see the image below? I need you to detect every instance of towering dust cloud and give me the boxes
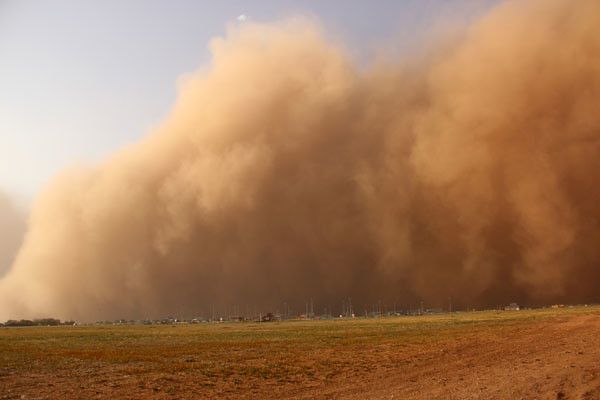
[0,191,26,279]
[1,0,600,320]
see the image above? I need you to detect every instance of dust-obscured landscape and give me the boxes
[3,0,600,322]
[2,0,600,398]
[2,306,599,399]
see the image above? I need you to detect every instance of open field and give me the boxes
[1,307,600,399]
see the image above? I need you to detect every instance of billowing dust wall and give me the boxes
[0,192,25,279]
[1,0,599,320]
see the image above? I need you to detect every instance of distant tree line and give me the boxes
[1,318,75,327]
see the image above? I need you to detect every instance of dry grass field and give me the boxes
[1,306,600,399]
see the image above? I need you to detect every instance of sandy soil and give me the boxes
[320,314,600,400]
[1,311,599,399]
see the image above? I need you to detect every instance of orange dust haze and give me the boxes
[1,0,599,320]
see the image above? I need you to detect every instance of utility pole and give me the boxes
[448,297,452,314]
[348,298,353,317]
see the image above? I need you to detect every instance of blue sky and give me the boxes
[0,0,499,203]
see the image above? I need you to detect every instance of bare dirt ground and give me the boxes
[1,307,599,399]
[321,313,600,400]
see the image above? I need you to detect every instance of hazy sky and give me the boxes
[0,0,498,203]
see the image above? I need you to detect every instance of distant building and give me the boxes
[260,313,275,322]
[504,303,520,311]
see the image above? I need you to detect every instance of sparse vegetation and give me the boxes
[2,318,74,327]
[1,306,599,399]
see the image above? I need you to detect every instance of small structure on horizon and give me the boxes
[504,303,520,311]
[258,313,274,322]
